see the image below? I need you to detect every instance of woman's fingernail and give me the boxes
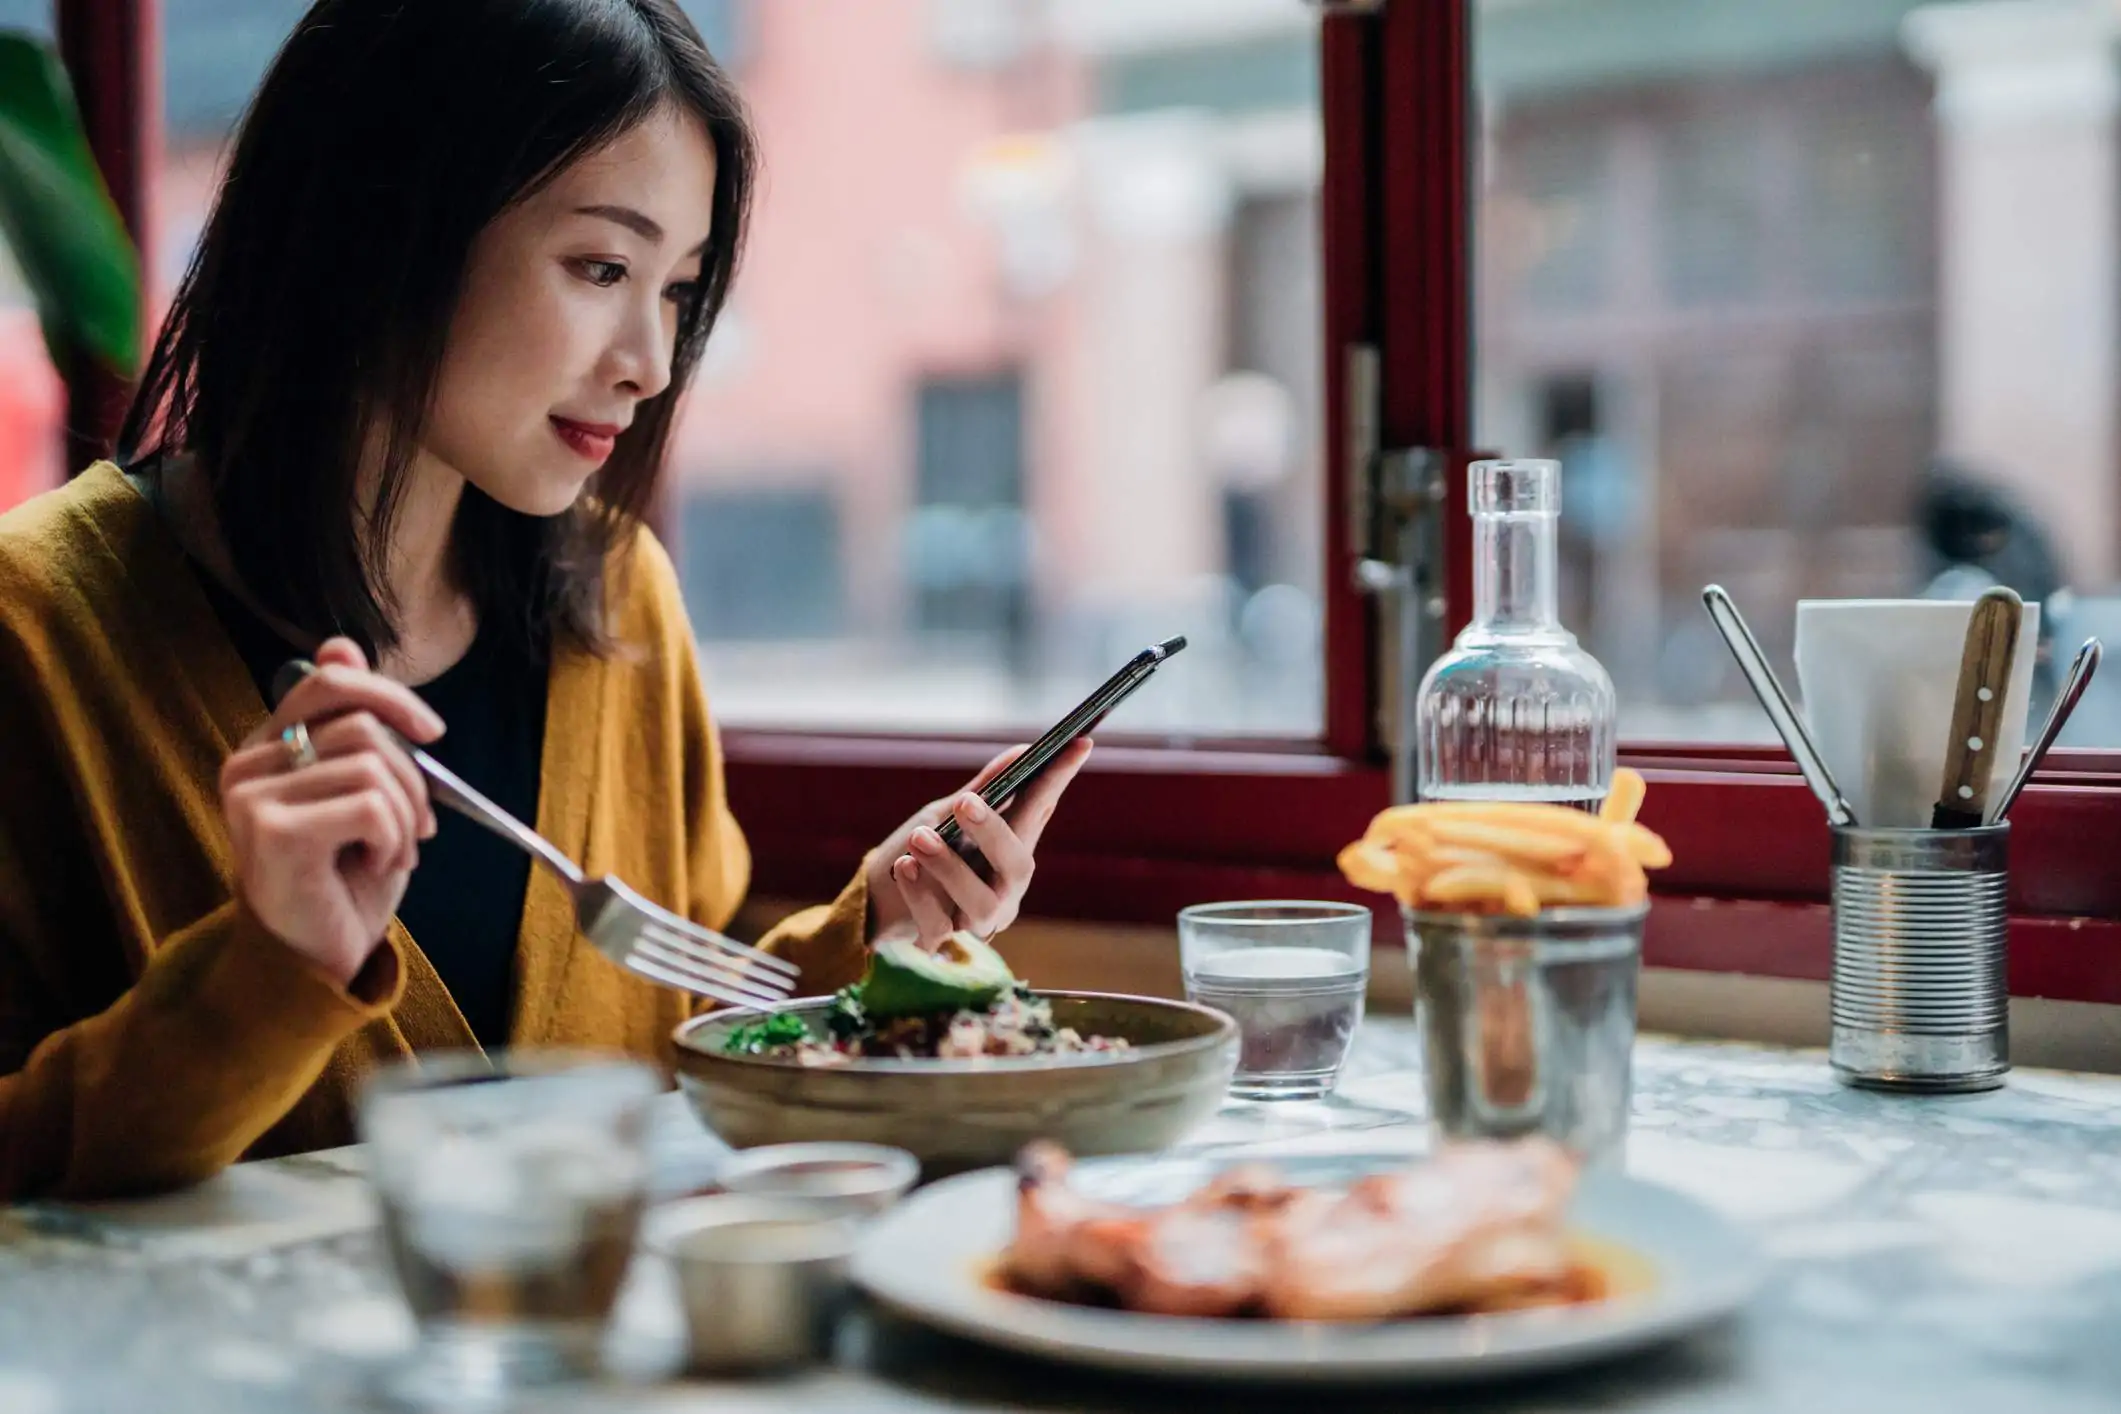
[897,856,921,882]
[913,828,944,855]
[960,795,989,822]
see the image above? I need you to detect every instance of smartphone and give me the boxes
[934,635,1187,872]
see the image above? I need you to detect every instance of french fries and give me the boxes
[1336,768,1670,917]
[1600,766,1647,827]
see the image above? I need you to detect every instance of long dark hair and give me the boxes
[120,0,756,660]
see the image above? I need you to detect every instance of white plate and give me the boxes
[852,1152,1765,1385]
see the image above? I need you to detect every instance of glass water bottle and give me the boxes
[1415,459,1616,807]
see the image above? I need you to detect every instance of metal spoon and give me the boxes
[1991,637,2101,821]
[1701,585,1858,828]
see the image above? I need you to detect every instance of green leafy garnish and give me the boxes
[721,1010,809,1055]
[826,983,870,1042]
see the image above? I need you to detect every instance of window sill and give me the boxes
[1636,763,2121,917]
[723,729,1389,890]
[725,739,2121,1007]
[1642,895,2121,1006]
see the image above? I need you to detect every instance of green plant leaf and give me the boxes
[0,31,141,373]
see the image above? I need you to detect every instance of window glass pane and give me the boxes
[0,1,51,35]
[1477,0,2117,747]
[0,7,67,510]
[153,0,774,281]
[156,1,1327,739]
[677,1,1325,735]
[0,239,64,513]
[162,0,300,303]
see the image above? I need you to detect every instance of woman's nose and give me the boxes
[609,300,675,399]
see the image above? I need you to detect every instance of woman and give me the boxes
[0,0,1087,1199]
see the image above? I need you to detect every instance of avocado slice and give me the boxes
[860,931,1015,1020]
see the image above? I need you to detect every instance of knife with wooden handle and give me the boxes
[1931,586,2023,830]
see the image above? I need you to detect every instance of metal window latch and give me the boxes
[1344,343,1447,803]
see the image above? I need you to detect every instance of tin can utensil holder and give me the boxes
[1405,903,1647,1169]
[1829,824,2009,1092]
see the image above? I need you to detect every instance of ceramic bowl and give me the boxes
[672,992,1240,1177]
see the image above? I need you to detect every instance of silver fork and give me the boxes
[272,660,798,1009]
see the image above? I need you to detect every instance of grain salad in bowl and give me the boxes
[719,932,1131,1065]
[672,935,1238,1175]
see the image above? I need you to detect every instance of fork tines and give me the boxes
[627,886,799,978]
[606,884,800,1008]
[625,941,791,1009]
[636,924,793,1001]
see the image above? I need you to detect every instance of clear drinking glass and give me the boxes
[358,1050,660,1409]
[1178,901,1372,1100]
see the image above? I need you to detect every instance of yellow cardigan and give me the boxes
[0,463,871,1199]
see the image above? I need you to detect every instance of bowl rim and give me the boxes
[716,1142,920,1200]
[673,989,1240,1076]
[645,1193,859,1264]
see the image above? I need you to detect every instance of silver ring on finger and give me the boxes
[280,720,320,771]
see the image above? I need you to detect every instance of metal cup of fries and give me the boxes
[1339,770,1671,1167]
[1404,902,1648,1166]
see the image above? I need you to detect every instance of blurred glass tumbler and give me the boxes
[1829,825,2009,1092]
[358,1050,660,1408]
[1178,901,1371,1100]
[1405,903,1647,1167]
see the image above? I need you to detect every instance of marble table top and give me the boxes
[3,1020,2120,1413]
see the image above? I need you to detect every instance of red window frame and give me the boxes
[60,0,2121,1004]
[727,0,2121,1007]
[51,0,156,474]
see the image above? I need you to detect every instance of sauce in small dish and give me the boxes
[716,1142,921,1217]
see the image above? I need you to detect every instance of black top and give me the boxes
[188,567,548,1049]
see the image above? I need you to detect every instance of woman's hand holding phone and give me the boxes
[864,739,1094,953]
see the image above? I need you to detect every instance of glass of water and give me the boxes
[358,1049,660,1409]
[1178,901,1372,1100]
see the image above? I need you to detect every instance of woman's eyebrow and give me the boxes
[572,203,710,256]
[574,204,664,244]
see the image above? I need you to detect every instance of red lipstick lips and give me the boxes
[551,416,622,462]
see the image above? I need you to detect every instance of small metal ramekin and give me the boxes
[648,1195,857,1374]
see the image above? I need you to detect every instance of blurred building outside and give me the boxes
[661,0,1328,735]
[3,0,2120,742]
[1476,0,2121,744]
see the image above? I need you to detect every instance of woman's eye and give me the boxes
[665,279,701,306]
[572,259,627,288]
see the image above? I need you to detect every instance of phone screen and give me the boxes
[934,635,1186,867]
